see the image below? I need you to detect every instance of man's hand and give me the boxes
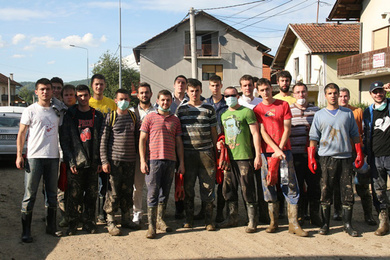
[97,165,103,173]
[354,143,364,169]
[102,163,111,174]
[272,148,286,160]
[15,156,24,170]
[70,166,78,174]
[216,140,224,150]
[140,160,149,174]
[254,154,262,170]
[177,163,185,175]
[384,83,390,92]
[308,146,317,174]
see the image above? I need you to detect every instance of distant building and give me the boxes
[0,73,24,106]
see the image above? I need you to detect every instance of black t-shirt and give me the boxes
[74,109,94,162]
[372,103,390,157]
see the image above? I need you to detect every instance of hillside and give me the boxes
[17,79,88,93]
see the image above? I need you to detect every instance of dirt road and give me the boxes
[1,159,389,260]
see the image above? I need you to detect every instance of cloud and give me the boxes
[123,54,139,71]
[23,45,35,51]
[0,35,5,48]
[12,54,25,58]
[12,34,26,45]
[0,8,51,21]
[47,60,55,64]
[29,33,106,49]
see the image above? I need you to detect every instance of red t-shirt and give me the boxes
[254,99,292,153]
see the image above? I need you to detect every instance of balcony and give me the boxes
[338,47,390,79]
[184,44,220,59]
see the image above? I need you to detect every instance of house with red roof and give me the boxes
[0,73,23,106]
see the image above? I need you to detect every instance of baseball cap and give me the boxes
[370,81,384,92]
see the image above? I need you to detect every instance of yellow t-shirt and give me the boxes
[273,93,296,105]
[89,96,117,117]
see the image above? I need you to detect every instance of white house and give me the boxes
[0,73,22,106]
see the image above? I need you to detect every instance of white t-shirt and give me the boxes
[238,96,263,110]
[20,103,60,159]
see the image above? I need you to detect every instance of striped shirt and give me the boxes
[100,112,137,164]
[140,112,182,161]
[176,103,217,150]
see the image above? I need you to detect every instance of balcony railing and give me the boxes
[184,44,219,57]
[338,47,390,78]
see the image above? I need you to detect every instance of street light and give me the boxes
[70,44,89,86]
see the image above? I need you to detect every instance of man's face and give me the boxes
[62,89,76,107]
[338,91,350,107]
[370,88,386,104]
[52,83,62,99]
[187,85,202,102]
[35,84,52,102]
[157,94,172,110]
[325,88,339,106]
[174,77,186,94]
[293,85,307,100]
[258,83,272,100]
[278,77,291,93]
[92,79,106,96]
[115,93,130,103]
[76,90,91,107]
[209,80,222,96]
[137,86,152,104]
[240,79,254,98]
[224,88,238,100]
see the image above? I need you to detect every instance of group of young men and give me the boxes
[16,70,390,243]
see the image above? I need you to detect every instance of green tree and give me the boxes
[18,86,35,104]
[92,51,140,100]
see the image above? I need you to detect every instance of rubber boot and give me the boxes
[205,202,216,231]
[121,211,141,230]
[97,196,106,224]
[288,203,308,237]
[146,206,157,239]
[245,203,258,233]
[175,200,185,219]
[66,220,78,236]
[157,203,172,232]
[21,212,33,243]
[59,208,68,228]
[375,209,389,236]
[215,184,225,223]
[46,207,63,237]
[194,201,206,221]
[361,196,377,226]
[342,205,358,237]
[333,187,342,221]
[216,201,238,228]
[183,199,194,228]
[265,202,279,233]
[309,200,322,227]
[319,205,330,235]
[107,214,121,236]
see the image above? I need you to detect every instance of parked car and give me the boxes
[0,106,26,155]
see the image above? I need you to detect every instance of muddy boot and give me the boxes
[216,201,238,228]
[21,212,33,243]
[46,207,63,237]
[309,200,322,227]
[205,202,216,231]
[215,185,225,223]
[183,199,194,228]
[288,203,308,237]
[342,205,358,237]
[121,211,141,230]
[375,209,389,236]
[107,214,121,236]
[265,202,279,233]
[156,203,172,232]
[146,206,157,239]
[361,197,377,226]
[66,220,78,236]
[319,205,330,235]
[245,203,258,233]
[194,201,206,221]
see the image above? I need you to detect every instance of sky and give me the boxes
[0,0,335,83]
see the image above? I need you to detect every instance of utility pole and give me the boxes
[189,7,198,79]
[119,0,123,89]
[8,74,12,106]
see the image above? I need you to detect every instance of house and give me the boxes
[133,10,271,97]
[271,23,360,105]
[0,73,22,106]
[328,0,390,104]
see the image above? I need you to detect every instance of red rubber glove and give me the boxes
[308,146,317,174]
[267,157,280,186]
[354,143,363,169]
[174,173,185,202]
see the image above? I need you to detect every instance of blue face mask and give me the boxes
[374,100,387,111]
[117,100,129,110]
[225,96,238,107]
[158,105,171,112]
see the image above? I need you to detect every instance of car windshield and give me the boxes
[0,117,21,128]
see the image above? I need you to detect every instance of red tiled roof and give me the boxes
[0,73,22,86]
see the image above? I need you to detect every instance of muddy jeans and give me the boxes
[104,161,136,215]
[372,155,390,210]
[319,156,354,207]
[223,160,256,203]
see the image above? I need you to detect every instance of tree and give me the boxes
[92,51,140,100]
[18,86,35,104]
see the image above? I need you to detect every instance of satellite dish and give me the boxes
[219,36,227,46]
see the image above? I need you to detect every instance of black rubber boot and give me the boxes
[183,199,194,228]
[361,196,377,226]
[333,186,342,221]
[46,207,63,237]
[205,202,216,231]
[216,201,238,228]
[309,200,322,227]
[319,205,330,235]
[342,205,358,237]
[245,203,258,233]
[194,201,206,221]
[21,212,33,243]
[157,203,172,232]
[215,184,225,223]
[175,200,185,219]
[146,206,157,239]
[66,220,78,236]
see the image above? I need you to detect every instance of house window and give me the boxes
[306,54,311,83]
[185,31,219,56]
[294,57,299,80]
[202,65,223,80]
[373,26,390,50]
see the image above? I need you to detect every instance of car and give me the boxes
[0,106,27,156]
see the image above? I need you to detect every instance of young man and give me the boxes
[100,89,140,236]
[290,82,321,227]
[176,78,218,231]
[139,89,184,239]
[335,88,376,226]
[60,84,104,236]
[16,78,64,243]
[273,71,296,105]
[130,82,156,225]
[363,81,390,236]
[254,78,307,237]
[309,83,363,237]
[238,74,262,109]
[217,86,262,233]
[88,73,117,224]
[51,77,64,100]
[61,84,77,107]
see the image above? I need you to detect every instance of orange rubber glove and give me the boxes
[308,146,317,174]
[354,143,363,169]
[267,157,280,186]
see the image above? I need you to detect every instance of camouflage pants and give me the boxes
[66,167,98,223]
[103,161,135,214]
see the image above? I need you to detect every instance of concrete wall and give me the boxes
[139,15,264,99]
[361,75,390,104]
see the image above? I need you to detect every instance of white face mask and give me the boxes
[117,100,129,110]
[225,96,238,107]
[296,98,306,105]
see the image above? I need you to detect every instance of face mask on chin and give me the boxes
[158,105,170,112]
[374,99,387,111]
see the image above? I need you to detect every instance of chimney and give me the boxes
[10,73,14,81]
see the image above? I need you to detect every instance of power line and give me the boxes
[201,0,267,11]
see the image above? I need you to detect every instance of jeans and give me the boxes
[21,158,59,213]
[372,155,390,209]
